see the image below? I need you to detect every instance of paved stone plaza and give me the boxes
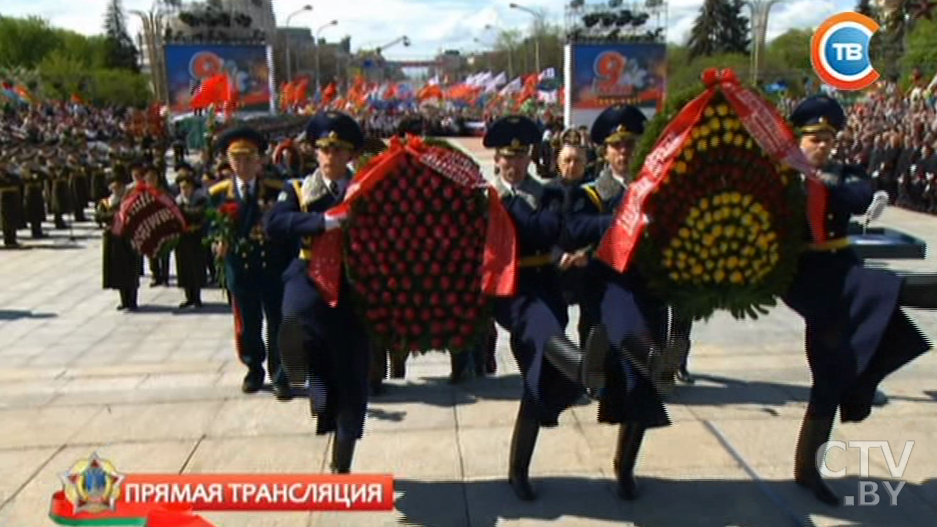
[0,138,935,526]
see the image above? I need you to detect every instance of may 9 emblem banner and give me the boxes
[164,44,272,114]
[564,43,667,128]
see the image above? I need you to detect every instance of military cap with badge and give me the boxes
[214,126,268,157]
[590,104,648,145]
[483,115,542,157]
[305,111,365,151]
[789,94,846,135]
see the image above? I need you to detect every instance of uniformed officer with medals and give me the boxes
[783,95,936,505]
[483,115,610,501]
[209,127,293,399]
[265,112,372,474]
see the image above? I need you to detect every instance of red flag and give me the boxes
[190,75,229,110]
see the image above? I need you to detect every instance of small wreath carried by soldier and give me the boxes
[312,135,515,359]
[597,68,811,321]
[114,182,186,259]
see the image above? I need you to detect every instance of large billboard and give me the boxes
[564,43,666,128]
[164,44,272,114]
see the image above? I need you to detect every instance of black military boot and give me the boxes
[123,288,139,312]
[507,398,540,501]
[613,423,646,500]
[278,319,310,387]
[899,273,937,309]
[330,438,357,474]
[618,333,675,397]
[543,327,609,393]
[390,354,406,379]
[793,407,840,506]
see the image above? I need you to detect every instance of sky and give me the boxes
[0,0,857,61]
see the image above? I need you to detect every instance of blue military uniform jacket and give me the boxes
[563,167,628,249]
[265,168,351,268]
[493,174,565,283]
[209,176,294,292]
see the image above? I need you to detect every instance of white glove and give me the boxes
[864,190,890,224]
[324,216,343,231]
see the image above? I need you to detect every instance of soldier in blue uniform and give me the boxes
[484,115,609,501]
[208,126,293,400]
[563,104,683,500]
[265,111,371,474]
[783,95,936,505]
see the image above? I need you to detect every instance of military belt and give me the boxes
[808,237,850,252]
[519,253,554,268]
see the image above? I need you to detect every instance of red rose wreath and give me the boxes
[306,135,517,356]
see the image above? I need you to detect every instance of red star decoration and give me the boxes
[910,0,937,20]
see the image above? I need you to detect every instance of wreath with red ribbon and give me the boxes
[597,68,824,321]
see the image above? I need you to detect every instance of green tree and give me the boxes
[719,0,750,54]
[103,0,139,72]
[0,16,62,69]
[855,0,876,19]
[688,0,724,60]
[903,15,937,76]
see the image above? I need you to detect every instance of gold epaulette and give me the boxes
[808,237,850,252]
[581,184,604,213]
[263,178,284,190]
[209,180,232,197]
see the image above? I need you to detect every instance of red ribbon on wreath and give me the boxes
[596,67,829,273]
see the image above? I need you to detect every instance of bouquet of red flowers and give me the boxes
[597,68,829,321]
[308,135,517,357]
[203,201,250,289]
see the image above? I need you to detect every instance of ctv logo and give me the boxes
[811,12,880,91]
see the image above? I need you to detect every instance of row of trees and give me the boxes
[0,0,150,107]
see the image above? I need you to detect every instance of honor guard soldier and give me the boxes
[209,126,293,398]
[144,164,172,286]
[0,161,22,247]
[484,115,609,501]
[174,170,209,309]
[582,104,695,386]
[265,111,372,474]
[783,95,936,505]
[49,152,72,230]
[68,153,90,222]
[22,156,47,238]
[563,104,681,500]
[95,170,141,310]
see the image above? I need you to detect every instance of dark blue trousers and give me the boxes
[280,259,371,440]
[494,284,583,427]
[227,265,285,385]
[593,270,670,428]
